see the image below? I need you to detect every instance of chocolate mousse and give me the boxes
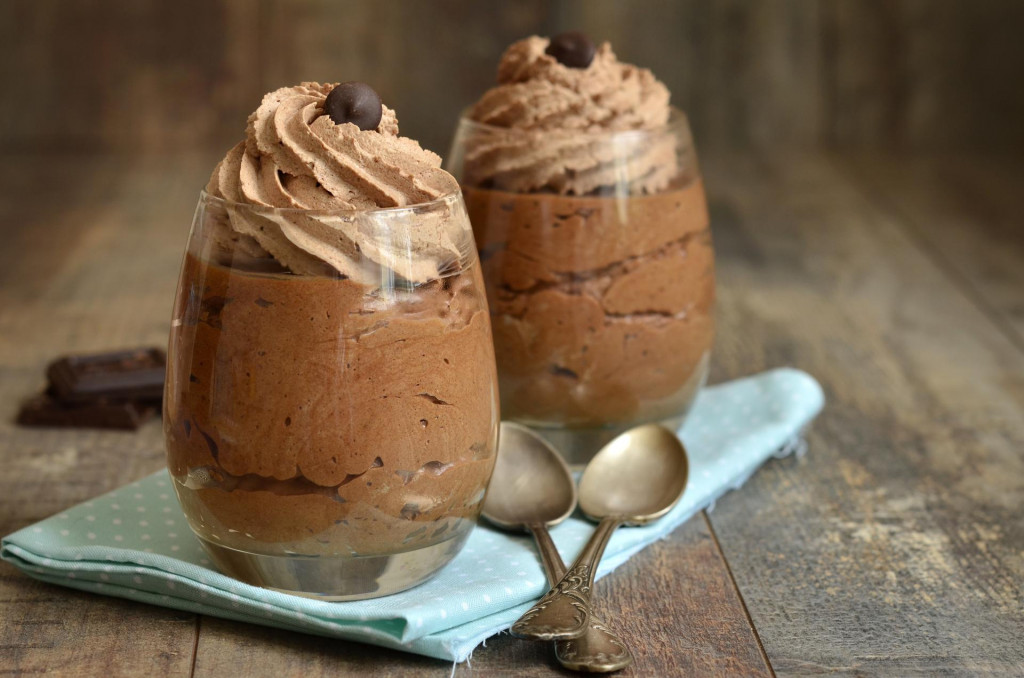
[164,82,498,571]
[457,35,715,431]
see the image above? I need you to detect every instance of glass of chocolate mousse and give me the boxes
[164,82,499,600]
[447,33,714,464]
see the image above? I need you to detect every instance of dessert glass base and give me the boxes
[517,355,709,467]
[194,530,471,601]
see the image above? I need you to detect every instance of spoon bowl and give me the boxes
[511,424,689,643]
[482,422,576,531]
[482,422,633,673]
[579,423,689,524]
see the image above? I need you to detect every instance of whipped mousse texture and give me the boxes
[463,36,676,195]
[205,82,466,283]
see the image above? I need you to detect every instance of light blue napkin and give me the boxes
[2,368,823,662]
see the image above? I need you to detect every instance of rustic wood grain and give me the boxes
[0,153,212,530]
[0,579,195,677]
[3,1,1022,156]
[839,152,1024,347]
[190,514,770,677]
[0,155,217,676]
[0,0,828,154]
[821,0,1024,152]
[0,1,260,154]
[701,151,1024,675]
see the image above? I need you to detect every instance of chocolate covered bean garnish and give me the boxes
[324,81,383,131]
[545,31,596,69]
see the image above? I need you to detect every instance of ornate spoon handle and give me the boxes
[527,523,633,673]
[511,516,622,641]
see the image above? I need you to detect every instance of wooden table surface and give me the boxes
[1,150,1021,677]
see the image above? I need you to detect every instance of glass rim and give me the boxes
[454,105,691,141]
[199,187,464,217]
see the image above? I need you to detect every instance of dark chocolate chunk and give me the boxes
[196,425,220,460]
[199,296,231,329]
[550,364,579,379]
[324,82,383,131]
[17,394,155,431]
[545,31,596,69]
[46,348,166,403]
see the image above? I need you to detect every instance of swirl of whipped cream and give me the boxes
[205,82,467,283]
[462,37,677,195]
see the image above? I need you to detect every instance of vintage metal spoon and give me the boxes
[482,422,633,672]
[510,424,689,642]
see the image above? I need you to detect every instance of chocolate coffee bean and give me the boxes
[324,82,383,131]
[545,31,596,69]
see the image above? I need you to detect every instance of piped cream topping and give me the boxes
[463,37,677,195]
[206,83,465,282]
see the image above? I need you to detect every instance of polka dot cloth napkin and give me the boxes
[2,368,823,663]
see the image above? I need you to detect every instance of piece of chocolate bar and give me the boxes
[46,348,166,403]
[16,394,156,431]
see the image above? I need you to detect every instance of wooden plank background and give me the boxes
[1,0,1023,158]
[703,150,1024,674]
[2,2,1023,675]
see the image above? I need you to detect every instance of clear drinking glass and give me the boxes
[446,108,714,465]
[164,191,499,600]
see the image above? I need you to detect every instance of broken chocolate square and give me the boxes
[16,394,156,431]
[46,348,166,403]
